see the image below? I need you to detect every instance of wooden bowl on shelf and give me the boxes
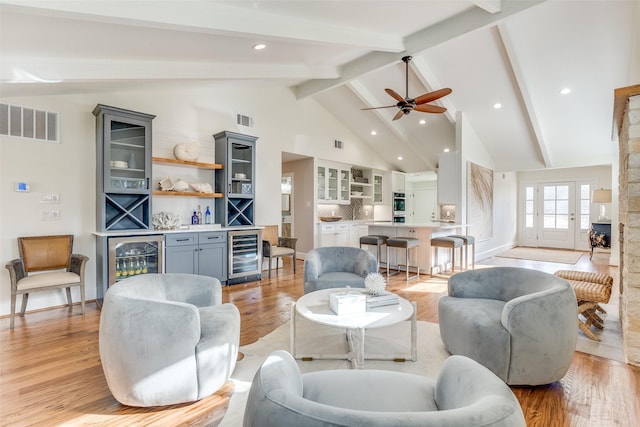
[319,216,343,222]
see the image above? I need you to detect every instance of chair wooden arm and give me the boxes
[5,259,27,287]
[278,237,297,250]
[262,240,273,256]
[69,254,89,277]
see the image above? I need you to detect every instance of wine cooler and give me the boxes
[227,229,262,285]
[96,234,164,306]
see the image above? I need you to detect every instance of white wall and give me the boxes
[0,84,393,315]
[457,112,518,260]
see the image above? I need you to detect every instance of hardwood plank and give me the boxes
[1,251,639,426]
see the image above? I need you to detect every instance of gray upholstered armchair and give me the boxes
[243,350,526,427]
[303,246,377,294]
[438,267,578,386]
[99,273,240,407]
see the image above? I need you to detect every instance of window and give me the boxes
[525,185,535,228]
[579,184,591,230]
[543,185,569,229]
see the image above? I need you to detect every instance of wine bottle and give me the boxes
[191,211,198,225]
[197,205,202,224]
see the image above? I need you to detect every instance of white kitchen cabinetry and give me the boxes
[317,161,351,204]
[437,151,459,204]
[373,173,383,204]
[391,171,406,193]
[318,222,350,247]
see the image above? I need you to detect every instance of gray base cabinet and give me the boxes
[165,232,228,283]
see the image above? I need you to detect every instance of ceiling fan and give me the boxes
[362,55,452,121]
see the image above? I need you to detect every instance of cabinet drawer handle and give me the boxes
[175,238,190,242]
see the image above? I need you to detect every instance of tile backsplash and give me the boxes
[318,199,373,221]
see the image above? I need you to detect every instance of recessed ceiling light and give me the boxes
[370,130,377,136]
[560,88,571,95]
[443,148,450,153]
[253,43,266,50]
[419,119,426,125]
[493,103,502,109]
[397,156,403,161]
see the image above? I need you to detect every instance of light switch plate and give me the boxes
[40,193,60,203]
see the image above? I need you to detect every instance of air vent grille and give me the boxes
[0,103,59,142]
[236,113,253,127]
[334,139,343,149]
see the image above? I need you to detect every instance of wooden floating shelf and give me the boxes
[153,190,223,198]
[152,157,223,169]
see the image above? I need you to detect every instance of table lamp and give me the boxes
[591,188,612,222]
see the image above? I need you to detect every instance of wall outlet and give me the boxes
[41,210,60,220]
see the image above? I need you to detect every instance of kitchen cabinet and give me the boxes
[165,231,227,282]
[317,161,350,204]
[373,173,383,204]
[318,222,350,247]
[437,151,459,204]
[151,157,224,198]
[214,131,258,226]
[391,171,406,193]
[93,104,155,231]
[349,223,369,247]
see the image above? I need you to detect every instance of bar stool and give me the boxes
[430,236,464,276]
[447,235,475,270]
[386,237,420,280]
[359,235,388,272]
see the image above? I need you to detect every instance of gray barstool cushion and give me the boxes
[431,237,464,248]
[387,237,419,248]
[360,235,388,246]
[448,235,475,244]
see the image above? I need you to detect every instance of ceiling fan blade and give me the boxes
[392,110,405,121]
[414,88,452,105]
[385,88,405,102]
[415,104,447,114]
[360,105,397,110]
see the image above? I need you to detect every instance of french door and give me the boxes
[521,181,594,250]
[538,182,575,249]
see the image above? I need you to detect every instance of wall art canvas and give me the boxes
[467,162,493,241]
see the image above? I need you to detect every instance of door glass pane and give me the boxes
[557,200,569,215]
[579,184,591,230]
[544,200,556,215]
[544,215,555,228]
[544,186,555,199]
[526,214,534,228]
[557,215,569,229]
[556,185,569,199]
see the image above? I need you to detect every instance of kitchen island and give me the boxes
[366,221,469,274]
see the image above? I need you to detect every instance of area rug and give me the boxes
[495,247,584,264]
[219,317,449,427]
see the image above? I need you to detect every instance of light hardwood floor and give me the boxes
[1,250,638,426]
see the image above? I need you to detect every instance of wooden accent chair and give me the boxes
[554,270,613,341]
[262,225,297,278]
[5,235,89,329]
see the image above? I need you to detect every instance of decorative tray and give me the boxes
[319,216,343,222]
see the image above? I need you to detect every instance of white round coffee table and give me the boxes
[290,287,417,369]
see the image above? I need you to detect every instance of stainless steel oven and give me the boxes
[393,192,406,222]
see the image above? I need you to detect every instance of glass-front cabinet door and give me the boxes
[102,115,151,194]
[229,141,253,197]
[326,166,339,201]
[339,168,350,202]
[317,165,327,200]
[373,173,383,204]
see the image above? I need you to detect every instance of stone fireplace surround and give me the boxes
[615,84,640,367]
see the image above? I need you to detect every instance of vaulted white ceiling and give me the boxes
[1,0,637,173]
